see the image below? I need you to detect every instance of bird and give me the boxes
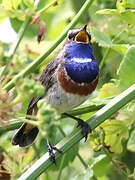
[12,25,99,163]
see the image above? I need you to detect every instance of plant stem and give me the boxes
[7,17,31,58]
[76,153,88,169]
[0,120,22,135]
[0,103,104,134]
[58,126,88,168]
[56,154,66,180]
[0,116,37,135]
[3,0,94,91]
[99,48,110,70]
[17,84,135,180]
[37,0,58,14]
[67,104,104,117]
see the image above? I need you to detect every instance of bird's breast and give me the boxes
[58,68,99,96]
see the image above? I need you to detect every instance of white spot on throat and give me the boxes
[71,57,92,63]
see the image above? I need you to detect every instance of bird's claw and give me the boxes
[76,119,91,141]
[47,140,62,164]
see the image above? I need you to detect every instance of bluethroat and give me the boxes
[12,25,99,163]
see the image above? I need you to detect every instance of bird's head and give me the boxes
[67,25,91,44]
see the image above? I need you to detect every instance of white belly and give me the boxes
[46,82,89,113]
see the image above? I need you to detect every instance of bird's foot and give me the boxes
[63,113,91,141]
[76,118,91,141]
[47,139,62,164]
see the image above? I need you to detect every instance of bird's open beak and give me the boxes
[75,25,89,43]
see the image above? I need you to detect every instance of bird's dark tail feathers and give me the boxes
[12,98,40,147]
[12,123,39,147]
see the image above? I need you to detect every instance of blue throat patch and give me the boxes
[65,41,99,84]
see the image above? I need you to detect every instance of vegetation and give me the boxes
[0,0,135,179]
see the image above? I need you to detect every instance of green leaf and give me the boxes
[0,5,8,24]
[117,45,135,89]
[97,9,135,25]
[116,0,126,10]
[98,83,121,98]
[91,27,112,47]
[11,0,22,9]
[10,18,37,37]
[93,155,110,177]
[74,167,94,180]
[2,0,13,10]
[2,0,22,10]
[0,66,6,80]
[23,0,34,7]
[111,44,129,55]
[101,120,129,154]
[126,0,135,8]
[127,129,135,152]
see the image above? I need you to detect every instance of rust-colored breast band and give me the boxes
[58,69,99,96]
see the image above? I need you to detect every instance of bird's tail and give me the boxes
[12,123,39,147]
[12,100,39,147]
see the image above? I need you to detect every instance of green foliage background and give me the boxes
[0,0,135,179]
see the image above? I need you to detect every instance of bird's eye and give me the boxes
[68,34,74,40]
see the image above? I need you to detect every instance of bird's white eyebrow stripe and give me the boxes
[71,57,92,63]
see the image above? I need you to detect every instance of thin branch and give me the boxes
[36,0,58,15]
[56,154,66,180]
[0,103,104,134]
[58,126,88,169]
[18,84,135,180]
[3,0,94,91]
[7,17,31,58]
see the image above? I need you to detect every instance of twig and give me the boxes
[58,126,88,169]
[7,17,31,58]
[36,0,58,15]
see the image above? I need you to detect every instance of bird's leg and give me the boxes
[63,113,91,141]
[47,139,62,164]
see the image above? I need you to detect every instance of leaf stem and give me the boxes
[0,103,104,135]
[7,17,31,58]
[56,154,66,180]
[58,126,88,168]
[76,153,88,169]
[17,84,135,180]
[3,0,94,91]
[37,0,58,15]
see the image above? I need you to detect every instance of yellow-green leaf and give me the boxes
[91,27,112,47]
[98,83,121,98]
[101,120,129,154]
[11,0,22,9]
[2,0,13,10]
[2,0,22,10]
[126,0,135,8]
[97,9,135,25]
[23,0,34,7]
[93,155,111,177]
[0,5,8,23]
[116,0,126,10]
[117,46,135,89]
[111,44,129,55]
[127,129,135,152]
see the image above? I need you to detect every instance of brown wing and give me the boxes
[27,56,64,115]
